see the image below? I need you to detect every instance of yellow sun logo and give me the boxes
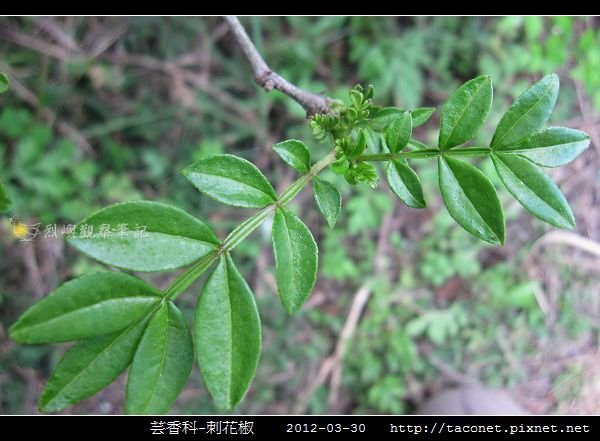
[10,216,41,241]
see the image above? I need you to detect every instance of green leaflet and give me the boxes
[330,155,350,175]
[386,159,426,209]
[0,181,10,212]
[492,153,575,229]
[182,154,277,208]
[438,156,505,245]
[370,107,434,131]
[39,315,151,412]
[6,74,590,415]
[68,201,218,272]
[0,72,8,93]
[408,138,430,150]
[385,111,412,153]
[195,255,261,409]
[10,272,161,344]
[313,177,342,228]
[503,127,590,167]
[369,107,405,131]
[439,76,493,149]
[364,127,385,152]
[273,139,311,173]
[125,301,194,414]
[272,207,318,313]
[411,107,436,127]
[491,74,559,149]
[346,129,367,159]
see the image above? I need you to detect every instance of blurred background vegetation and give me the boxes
[1,16,599,414]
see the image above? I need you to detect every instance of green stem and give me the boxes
[278,150,337,204]
[444,147,492,157]
[357,149,441,161]
[221,150,336,252]
[356,147,492,162]
[407,138,429,150]
[165,149,337,301]
[164,252,218,300]
[220,204,277,252]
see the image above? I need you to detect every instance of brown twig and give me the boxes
[223,16,334,117]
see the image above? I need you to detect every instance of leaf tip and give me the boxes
[543,73,560,93]
[283,302,299,315]
[7,320,30,344]
[7,327,23,343]
[38,395,57,413]
[547,72,559,84]
[180,165,191,177]
[485,233,504,247]
[565,214,576,230]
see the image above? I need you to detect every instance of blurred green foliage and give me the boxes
[1,16,598,414]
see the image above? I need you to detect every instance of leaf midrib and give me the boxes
[505,140,584,154]
[225,259,234,408]
[72,231,216,247]
[191,170,275,200]
[140,304,170,413]
[17,297,160,336]
[279,210,298,309]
